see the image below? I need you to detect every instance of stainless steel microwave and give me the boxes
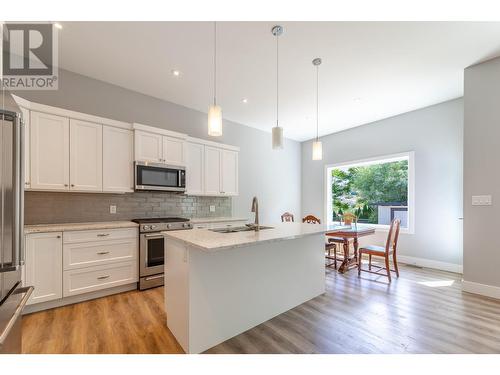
[135,161,186,192]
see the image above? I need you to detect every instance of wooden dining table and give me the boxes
[325,224,376,274]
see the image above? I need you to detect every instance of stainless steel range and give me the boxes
[132,217,192,290]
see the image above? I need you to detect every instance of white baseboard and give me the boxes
[462,280,500,300]
[397,255,463,274]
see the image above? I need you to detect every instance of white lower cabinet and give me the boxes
[63,261,137,297]
[24,227,138,309]
[193,220,248,230]
[63,239,137,270]
[25,232,63,305]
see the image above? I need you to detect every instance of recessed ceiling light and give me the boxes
[54,23,63,30]
[171,70,181,77]
[241,98,248,104]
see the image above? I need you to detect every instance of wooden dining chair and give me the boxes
[358,218,401,282]
[302,215,338,268]
[281,212,295,222]
[302,215,321,224]
[342,212,357,226]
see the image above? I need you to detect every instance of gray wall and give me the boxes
[302,99,464,267]
[463,57,500,288]
[24,192,231,224]
[16,69,301,224]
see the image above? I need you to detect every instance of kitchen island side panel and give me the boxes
[186,234,325,353]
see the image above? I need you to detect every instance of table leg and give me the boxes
[338,240,350,274]
[353,237,359,262]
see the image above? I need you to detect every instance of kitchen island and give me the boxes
[162,222,327,353]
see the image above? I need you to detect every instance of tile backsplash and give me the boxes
[25,191,232,224]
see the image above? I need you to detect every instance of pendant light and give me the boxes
[312,57,323,160]
[208,22,222,137]
[271,25,284,149]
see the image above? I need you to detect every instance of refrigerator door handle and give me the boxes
[0,286,33,347]
[11,113,23,268]
[18,115,25,266]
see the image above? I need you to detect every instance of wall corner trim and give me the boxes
[462,280,500,300]
[397,255,463,274]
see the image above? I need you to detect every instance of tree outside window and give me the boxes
[330,159,408,227]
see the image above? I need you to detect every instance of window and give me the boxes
[325,152,414,232]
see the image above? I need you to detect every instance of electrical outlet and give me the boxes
[472,195,492,206]
[110,205,117,214]
[209,205,216,212]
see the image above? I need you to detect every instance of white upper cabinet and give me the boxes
[25,232,63,305]
[186,138,239,197]
[163,136,185,165]
[70,119,103,191]
[20,107,30,189]
[30,111,70,190]
[103,126,134,193]
[185,142,204,195]
[133,124,186,166]
[221,150,238,196]
[204,146,222,195]
[134,130,163,163]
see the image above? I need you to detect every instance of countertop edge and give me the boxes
[190,217,248,224]
[24,221,139,234]
[163,229,327,252]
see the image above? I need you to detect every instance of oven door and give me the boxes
[139,233,165,277]
[135,162,185,192]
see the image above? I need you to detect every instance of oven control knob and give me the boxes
[183,223,189,228]
[151,225,156,230]
[143,225,150,230]
[167,224,171,229]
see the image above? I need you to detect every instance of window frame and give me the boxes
[324,151,415,234]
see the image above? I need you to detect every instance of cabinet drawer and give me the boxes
[208,221,248,229]
[194,223,212,230]
[63,261,138,297]
[64,227,137,244]
[63,238,138,270]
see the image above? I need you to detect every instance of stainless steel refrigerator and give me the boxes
[0,90,33,354]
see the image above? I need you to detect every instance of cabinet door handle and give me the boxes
[64,184,68,187]
[97,275,110,280]
[97,233,110,237]
[56,235,61,239]
[97,251,110,255]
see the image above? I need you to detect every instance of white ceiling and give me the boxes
[57,22,500,141]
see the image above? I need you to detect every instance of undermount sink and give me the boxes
[209,225,274,233]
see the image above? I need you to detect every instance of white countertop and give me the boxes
[24,221,139,234]
[163,222,327,252]
[190,217,248,224]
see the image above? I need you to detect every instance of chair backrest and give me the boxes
[385,218,401,253]
[343,213,357,225]
[302,215,321,224]
[281,212,295,222]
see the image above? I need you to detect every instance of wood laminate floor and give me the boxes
[23,264,500,354]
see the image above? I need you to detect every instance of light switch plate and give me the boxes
[209,205,216,212]
[110,205,117,214]
[472,195,492,206]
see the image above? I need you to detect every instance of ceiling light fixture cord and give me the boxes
[276,28,279,127]
[213,21,217,106]
[316,63,319,141]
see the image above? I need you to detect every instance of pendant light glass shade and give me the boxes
[272,126,284,149]
[312,140,323,160]
[208,104,222,136]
